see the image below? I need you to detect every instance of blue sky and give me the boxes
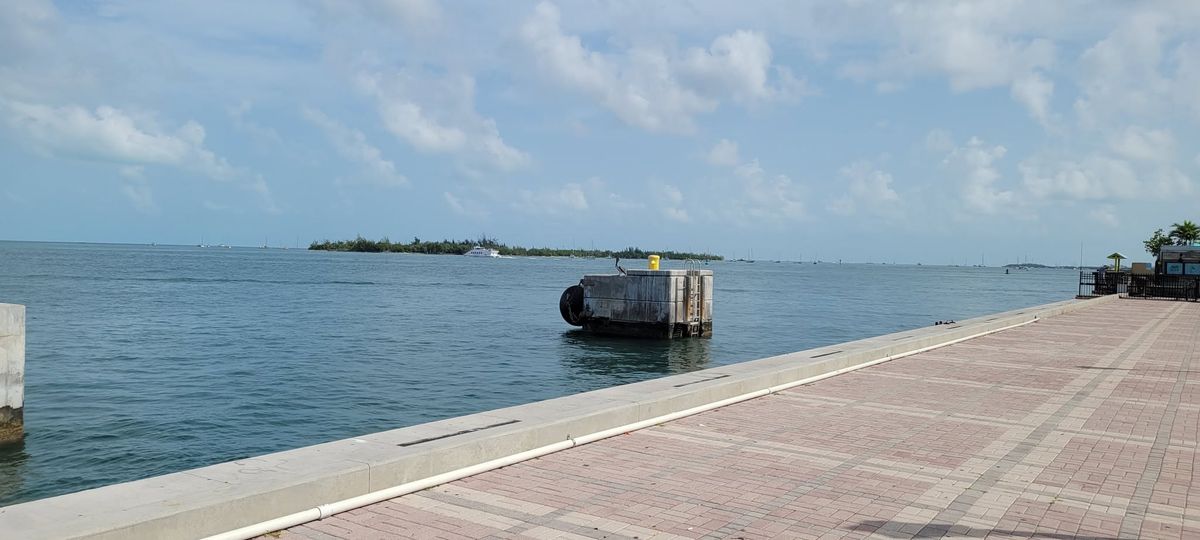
[2,1,1199,264]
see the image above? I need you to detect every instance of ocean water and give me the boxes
[0,241,1077,505]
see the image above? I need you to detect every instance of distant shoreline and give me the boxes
[307,236,724,261]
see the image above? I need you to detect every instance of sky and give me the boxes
[1,0,1199,264]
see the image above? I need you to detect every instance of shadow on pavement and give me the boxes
[848,520,1120,539]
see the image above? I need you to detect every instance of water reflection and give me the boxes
[0,440,28,503]
[557,331,712,378]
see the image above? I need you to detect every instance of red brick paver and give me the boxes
[275,300,1200,539]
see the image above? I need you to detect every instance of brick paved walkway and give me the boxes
[275,299,1199,539]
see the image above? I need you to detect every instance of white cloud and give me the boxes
[557,183,589,210]
[2,100,233,179]
[229,101,282,147]
[365,87,464,152]
[1020,150,1191,203]
[828,161,900,217]
[245,175,281,215]
[202,200,232,212]
[678,30,806,104]
[1069,10,1200,129]
[8,0,1200,251]
[121,179,157,213]
[1175,41,1200,121]
[519,2,801,134]
[1108,126,1175,163]
[726,159,805,223]
[513,182,590,215]
[0,0,57,62]
[583,177,644,212]
[1152,168,1193,196]
[0,98,284,213]
[604,192,643,211]
[942,136,1013,214]
[302,106,407,188]
[443,191,465,214]
[1019,154,1138,201]
[706,139,740,166]
[520,3,711,134]
[652,183,690,222]
[826,197,853,216]
[1010,72,1055,127]
[442,191,490,218]
[358,71,528,171]
[662,207,689,223]
[312,0,440,31]
[119,165,145,179]
[700,141,806,224]
[657,183,684,205]
[924,129,954,153]
[358,0,439,27]
[1073,12,1170,128]
[840,2,1058,124]
[838,3,1055,89]
[1089,204,1119,227]
[395,100,463,150]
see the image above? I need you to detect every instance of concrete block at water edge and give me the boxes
[0,304,24,337]
[0,304,24,445]
[0,332,26,369]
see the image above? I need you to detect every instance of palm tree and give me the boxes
[1169,220,1200,246]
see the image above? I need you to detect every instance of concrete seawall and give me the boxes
[0,304,24,446]
[0,295,1119,539]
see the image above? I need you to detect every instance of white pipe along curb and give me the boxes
[203,317,1037,540]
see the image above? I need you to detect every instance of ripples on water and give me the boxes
[0,242,1077,504]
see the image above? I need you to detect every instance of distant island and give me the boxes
[1001,263,1081,269]
[308,236,724,261]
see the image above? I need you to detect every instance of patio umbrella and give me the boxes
[1107,252,1127,271]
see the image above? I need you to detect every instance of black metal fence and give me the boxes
[1078,271,1126,297]
[1079,271,1200,300]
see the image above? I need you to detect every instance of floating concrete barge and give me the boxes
[560,268,713,338]
[0,295,1124,539]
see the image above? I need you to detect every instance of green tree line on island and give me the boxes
[308,236,724,261]
[1144,220,1200,256]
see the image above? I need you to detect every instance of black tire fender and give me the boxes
[559,285,585,326]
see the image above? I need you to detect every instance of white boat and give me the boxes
[465,246,500,258]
